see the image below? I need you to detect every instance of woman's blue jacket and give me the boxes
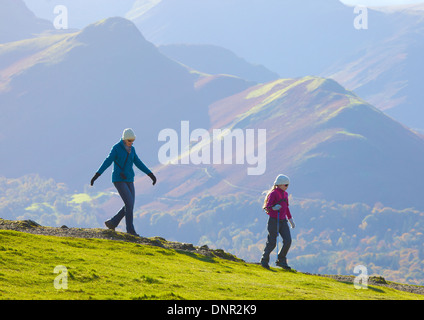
[97,140,151,182]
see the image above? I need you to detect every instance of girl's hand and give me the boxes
[272,204,282,210]
[289,218,295,229]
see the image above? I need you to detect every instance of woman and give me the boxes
[260,174,295,269]
[90,128,156,236]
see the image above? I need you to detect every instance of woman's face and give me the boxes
[277,184,289,191]
[124,139,134,147]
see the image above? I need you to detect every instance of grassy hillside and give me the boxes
[0,229,423,300]
[3,175,424,286]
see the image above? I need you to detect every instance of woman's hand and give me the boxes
[148,172,157,185]
[90,173,101,186]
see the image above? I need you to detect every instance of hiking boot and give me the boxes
[104,220,116,231]
[276,260,291,270]
[127,231,141,237]
[260,260,270,269]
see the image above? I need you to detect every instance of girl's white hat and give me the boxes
[122,128,136,141]
[274,174,290,186]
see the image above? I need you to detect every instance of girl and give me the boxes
[261,174,295,269]
[90,128,156,236]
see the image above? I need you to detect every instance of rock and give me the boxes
[370,276,387,284]
[20,220,41,228]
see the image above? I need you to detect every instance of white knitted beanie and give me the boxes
[274,174,290,186]
[122,128,136,141]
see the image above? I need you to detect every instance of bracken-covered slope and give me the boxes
[143,76,424,210]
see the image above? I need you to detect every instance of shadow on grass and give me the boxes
[175,249,217,263]
[336,280,386,293]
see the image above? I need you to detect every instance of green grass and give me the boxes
[68,192,110,204]
[0,230,422,300]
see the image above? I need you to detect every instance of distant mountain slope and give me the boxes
[142,76,424,211]
[159,44,280,83]
[323,10,424,132]
[0,17,194,188]
[129,0,424,132]
[369,3,424,16]
[0,17,252,190]
[210,77,424,210]
[23,0,135,29]
[0,0,56,43]
[128,0,398,77]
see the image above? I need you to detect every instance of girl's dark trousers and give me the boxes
[261,217,292,264]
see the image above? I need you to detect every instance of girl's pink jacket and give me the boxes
[265,187,292,220]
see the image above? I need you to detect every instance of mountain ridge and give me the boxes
[128,0,399,77]
[0,16,252,190]
[323,12,424,132]
[136,75,424,211]
[130,0,424,132]
[159,44,280,83]
[0,0,56,44]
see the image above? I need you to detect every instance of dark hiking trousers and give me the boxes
[261,217,292,264]
[109,181,136,233]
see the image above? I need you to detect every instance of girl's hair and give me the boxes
[262,185,278,211]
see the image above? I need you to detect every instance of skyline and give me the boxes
[340,0,424,6]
